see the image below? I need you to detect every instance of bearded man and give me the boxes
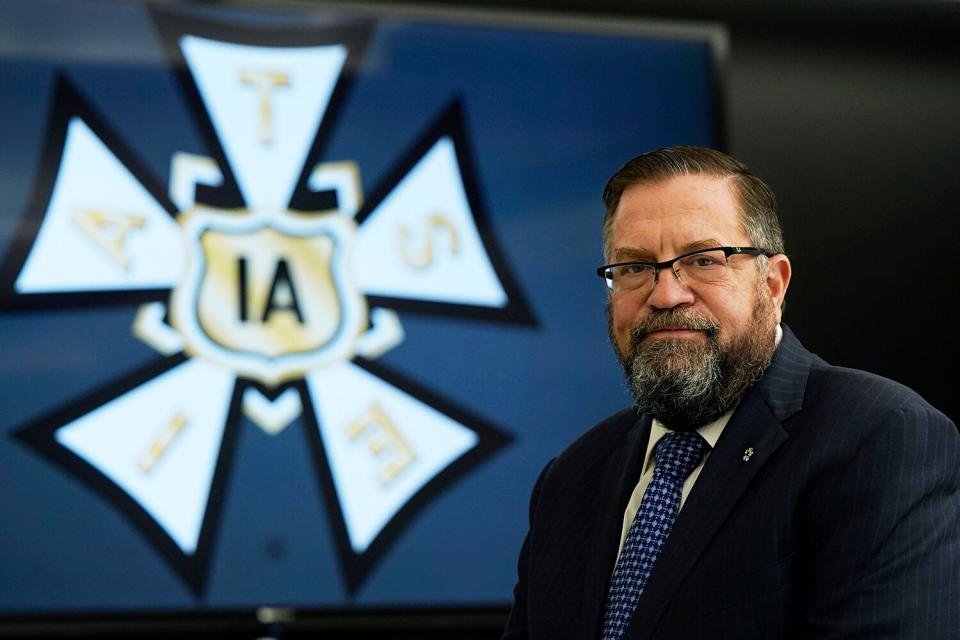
[502,147,959,639]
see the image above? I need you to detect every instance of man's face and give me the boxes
[606,174,790,430]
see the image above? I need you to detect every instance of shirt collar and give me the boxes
[649,409,730,452]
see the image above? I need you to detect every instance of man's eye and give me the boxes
[622,264,651,276]
[684,254,721,268]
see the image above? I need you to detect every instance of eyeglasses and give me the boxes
[596,246,773,294]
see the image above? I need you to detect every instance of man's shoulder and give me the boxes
[544,406,641,480]
[526,406,642,525]
[806,357,948,421]
[771,326,953,430]
[788,355,957,451]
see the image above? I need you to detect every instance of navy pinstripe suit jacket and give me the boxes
[503,326,960,639]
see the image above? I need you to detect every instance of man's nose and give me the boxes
[646,266,696,309]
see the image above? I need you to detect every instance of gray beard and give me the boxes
[612,296,778,432]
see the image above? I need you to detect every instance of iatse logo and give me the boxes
[2,11,533,595]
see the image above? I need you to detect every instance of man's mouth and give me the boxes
[628,310,720,347]
[644,328,705,339]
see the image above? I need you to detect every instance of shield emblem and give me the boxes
[198,226,341,357]
[171,211,366,385]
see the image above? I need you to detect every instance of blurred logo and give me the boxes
[3,11,532,596]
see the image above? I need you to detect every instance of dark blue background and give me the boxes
[0,0,718,614]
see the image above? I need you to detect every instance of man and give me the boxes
[502,146,959,639]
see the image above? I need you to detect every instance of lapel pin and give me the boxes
[742,447,755,462]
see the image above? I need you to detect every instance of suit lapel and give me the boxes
[579,414,653,639]
[623,325,811,639]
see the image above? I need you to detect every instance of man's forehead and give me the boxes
[609,175,745,253]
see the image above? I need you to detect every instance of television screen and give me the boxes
[0,0,724,627]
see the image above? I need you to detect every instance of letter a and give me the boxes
[72,209,146,270]
[262,258,305,323]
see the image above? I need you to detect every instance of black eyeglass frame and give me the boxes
[596,246,775,291]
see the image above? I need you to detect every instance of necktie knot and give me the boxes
[653,431,708,481]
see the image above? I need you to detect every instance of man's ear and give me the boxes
[766,254,791,322]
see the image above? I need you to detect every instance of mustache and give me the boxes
[630,308,720,344]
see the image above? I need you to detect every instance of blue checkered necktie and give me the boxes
[602,431,708,640]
